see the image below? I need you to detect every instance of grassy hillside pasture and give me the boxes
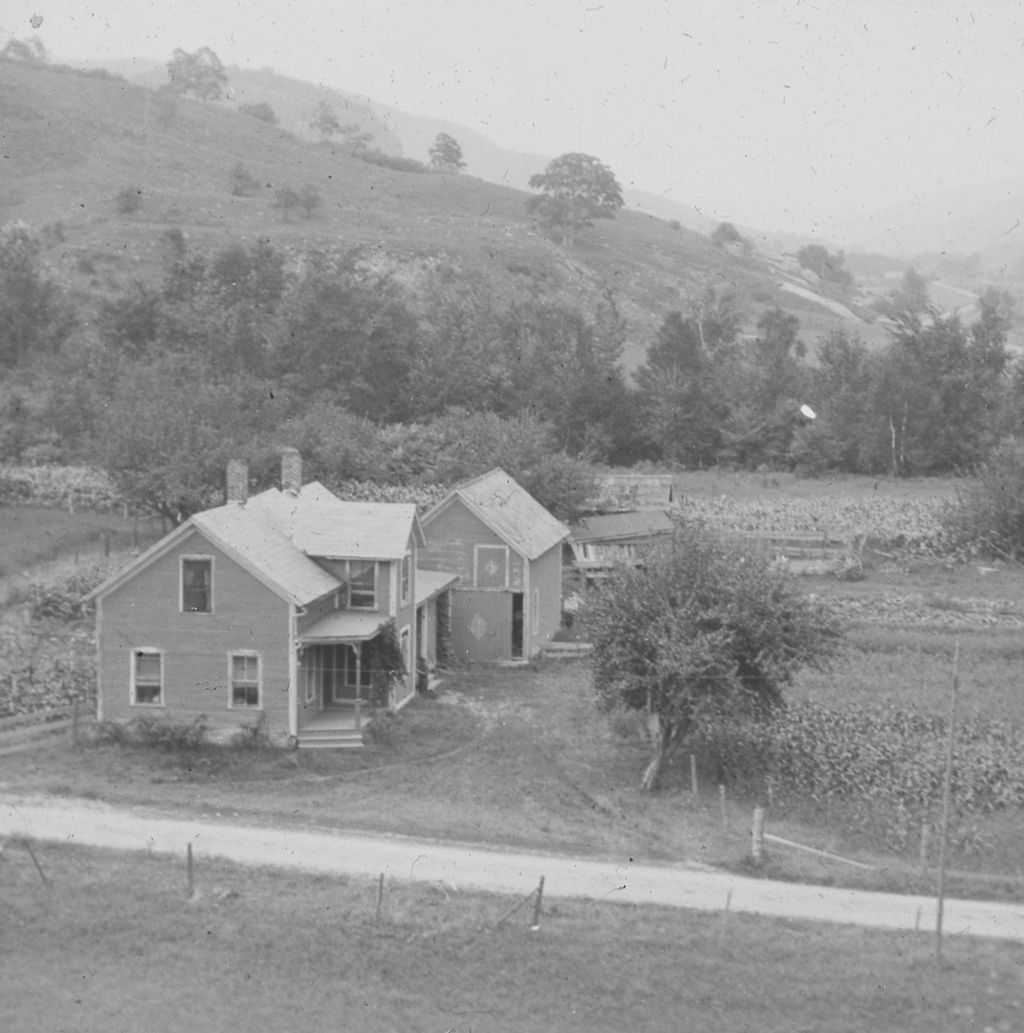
[0,59,887,371]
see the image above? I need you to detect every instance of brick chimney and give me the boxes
[226,459,248,505]
[281,447,302,496]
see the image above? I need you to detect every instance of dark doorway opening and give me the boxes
[511,592,524,659]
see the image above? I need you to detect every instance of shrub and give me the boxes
[126,714,209,749]
[231,712,271,749]
[28,566,108,622]
[115,186,142,214]
[0,464,124,511]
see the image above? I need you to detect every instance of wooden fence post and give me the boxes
[751,807,766,865]
[719,784,727,827]
[530,876,545,931]
[690,754,698,797]
[936,641,960,964]
[23,839,50,888]
[71,700,79,746]
[376,873,385,922]
[187,842,194,898]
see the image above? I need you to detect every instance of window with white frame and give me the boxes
[348,561,376,609]
[131,649,163,706]
[181,556,213,613]
[229,652,261,708]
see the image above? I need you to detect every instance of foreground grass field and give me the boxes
[3,843,1021,1033]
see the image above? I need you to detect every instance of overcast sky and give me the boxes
[5,0,1024,241]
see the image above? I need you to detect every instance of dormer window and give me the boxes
[181,557,212,613]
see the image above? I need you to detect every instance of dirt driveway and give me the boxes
[5,794,1024,942]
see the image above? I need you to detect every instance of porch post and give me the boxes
[288,605,299,739]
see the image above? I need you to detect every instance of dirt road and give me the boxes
[4,794,1024,942]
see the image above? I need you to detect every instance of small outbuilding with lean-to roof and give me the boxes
[418,468,570,663]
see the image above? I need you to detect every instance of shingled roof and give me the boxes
[249,481,422,560]
[425,468,569,560]
[89,480,424,608]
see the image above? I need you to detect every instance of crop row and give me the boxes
[695,700,1024,848]
[0,465,125,512]
[676,493,949,550]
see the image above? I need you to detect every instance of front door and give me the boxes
[308,643,371,704]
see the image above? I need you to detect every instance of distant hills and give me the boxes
[1,56,956,369]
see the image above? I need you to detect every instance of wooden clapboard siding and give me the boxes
[420,499,524,588]
[526,542,563,658]
[98,527,291,739]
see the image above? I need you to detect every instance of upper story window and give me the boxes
[181,557,212,613]
[347,560,377,609]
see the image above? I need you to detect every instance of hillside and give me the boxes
[0,58,888,370]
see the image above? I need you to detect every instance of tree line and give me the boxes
[0,219,1018,522]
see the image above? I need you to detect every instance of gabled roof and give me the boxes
[249,481,422,560]
[571,510,676,544]
[88,480,425,608]
[424,468,569,560]
[86,502,340,609]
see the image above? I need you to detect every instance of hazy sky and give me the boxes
[5,0,1024,241]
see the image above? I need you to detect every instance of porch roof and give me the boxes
[415,569,458,606]
[299,611,386,643]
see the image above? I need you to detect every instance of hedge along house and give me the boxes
[419,469,570,662]
[87,450,455,749]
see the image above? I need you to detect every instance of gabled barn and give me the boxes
[419,469,570,662]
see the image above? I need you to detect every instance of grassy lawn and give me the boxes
[3,843,1022,1033]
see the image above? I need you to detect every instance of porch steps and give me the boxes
[296,726,366,749]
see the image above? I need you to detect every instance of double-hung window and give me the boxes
[132,649,163,706]
[347,561,376,609]
[400,554,411,605]
[229,652,261,708]
[181,557,213,613]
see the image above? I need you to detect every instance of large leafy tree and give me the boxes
[635,290,741,465]
[166,47,228,101]
[527,153,624,244]
[429,133,467,172]
[586,522,840,791]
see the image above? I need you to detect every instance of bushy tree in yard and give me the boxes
[0,222,75,368]
[429,132,466,172]
[166,47,228,101]
[586,522,840,791]
[0,36,47,63]
[527,153,623,244]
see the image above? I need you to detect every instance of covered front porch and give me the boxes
[296,612,391,749]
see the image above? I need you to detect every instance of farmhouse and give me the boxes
[87,450,456,748]
[87,456,567,746]
[419,468,570,663]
